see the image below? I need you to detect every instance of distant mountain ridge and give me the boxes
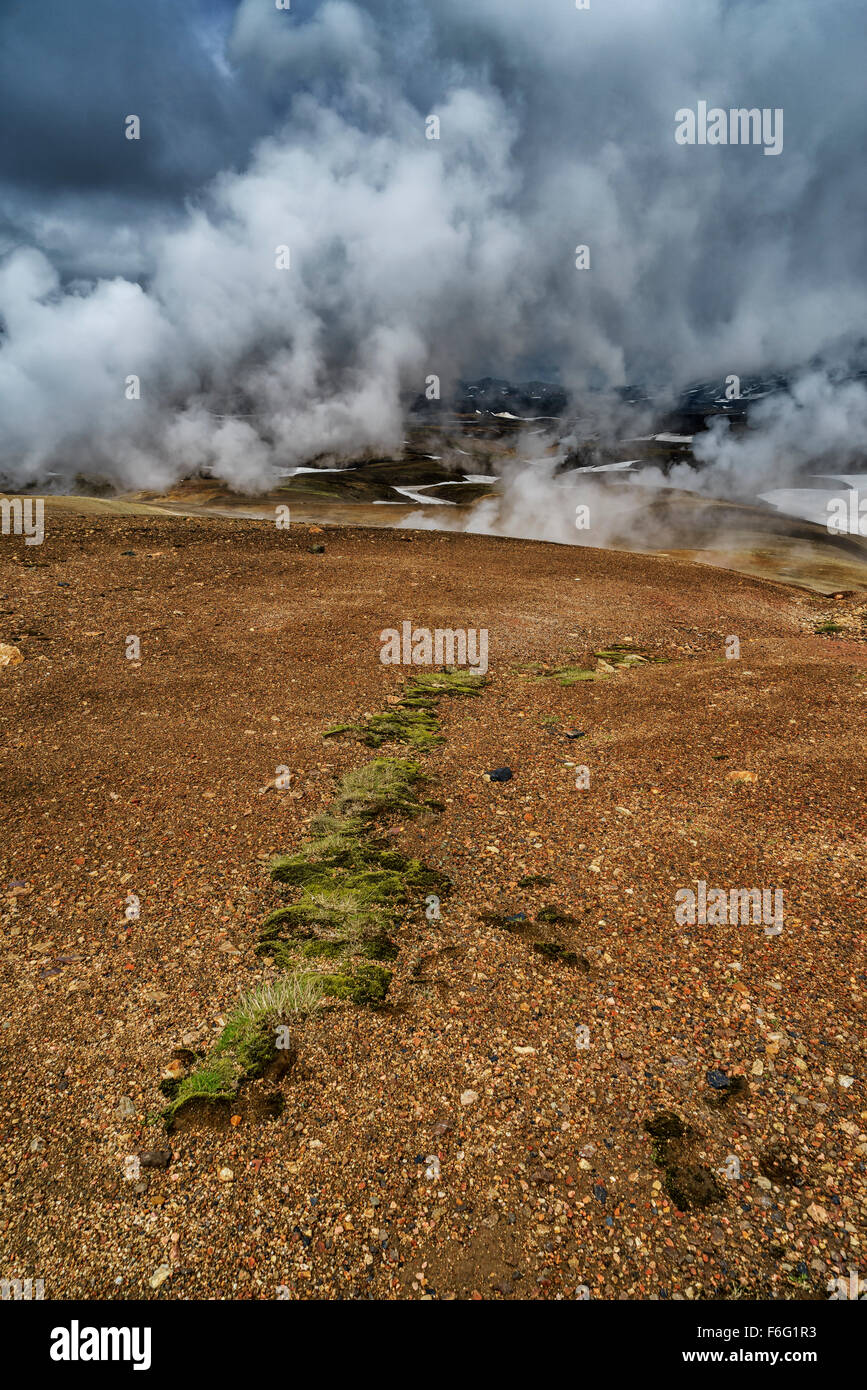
[412,366,867,434]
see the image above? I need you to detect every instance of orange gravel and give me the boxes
[0,511,865,1301]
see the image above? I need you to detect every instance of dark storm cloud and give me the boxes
[0,0,260,199]
[0,0,280,280]
[1,0,866,490]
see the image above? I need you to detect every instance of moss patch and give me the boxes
[300,939,347,959]
[261,749,453,1007]
[164,1055,245,1128]
[401,669,486,701]
[324,668,486,749]
[480,910,530,933]
[168,1055,239,1106]
[530,941,586,969]
[664,1163,723,1210]
[644,1110,687,1143]
[552,665,599,684]
[320,962,393,1007]
[331,758,429,820]
[521,646,669,685]
[480,907,586,970]
[325,706,441,750]
[643,1110,722,1211]
[164,1014,281,1127]
[536,905,579,926]
[593,647,649,666]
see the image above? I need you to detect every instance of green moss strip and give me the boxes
[324,668,486,748]
[319,963,393,1006]
[161,675,485,1125]
[260,756,451,1007]
[161,675,483,1128]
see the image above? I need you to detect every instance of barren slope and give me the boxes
[0,512,865,1301]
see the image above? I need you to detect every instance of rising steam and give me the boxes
[1,0,867,493]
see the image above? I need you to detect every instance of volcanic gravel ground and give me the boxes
[0,512,865,1301]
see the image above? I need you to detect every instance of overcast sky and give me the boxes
[1,0,865,488]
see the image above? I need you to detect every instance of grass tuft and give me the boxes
[162,969,321,1127]
[332,757,428,819]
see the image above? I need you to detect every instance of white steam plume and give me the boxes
[1,0,867,492]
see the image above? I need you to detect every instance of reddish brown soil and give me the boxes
[0,511,864,1301]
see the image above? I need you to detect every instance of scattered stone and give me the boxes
[149,1264,171,1290]
[138,1147,172,1170]
[0,643,23,669]
[530,1167,555,1185]
[706,1069,730,1090]
[807,1203,830,1224]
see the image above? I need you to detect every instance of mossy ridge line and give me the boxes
[261,676,488,1000]
[160,676,488,1126]
[261,755,452,1003]
[324,667,487,748]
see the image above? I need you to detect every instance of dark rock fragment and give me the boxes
[138,1147,172,1170]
